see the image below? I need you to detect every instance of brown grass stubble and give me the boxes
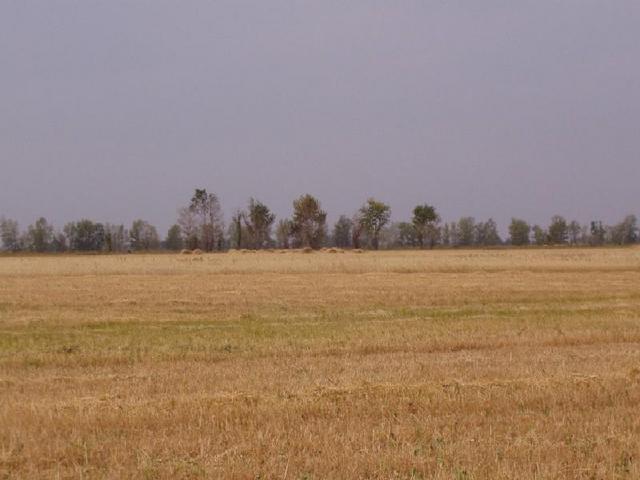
[1,249,640,478]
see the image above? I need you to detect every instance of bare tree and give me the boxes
[130,220,160,251]
[177,207,199,250]
[104,223,128,252]
[567,220,582,245]
[0,217,21,251]
[610,215,638,245]
[275,219,293,249]
[189,189,224,251]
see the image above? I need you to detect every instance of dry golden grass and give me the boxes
[1,248,640,479]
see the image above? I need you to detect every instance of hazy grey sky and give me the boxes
[1,1,639,234]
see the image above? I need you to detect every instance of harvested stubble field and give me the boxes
[1,248,640,479]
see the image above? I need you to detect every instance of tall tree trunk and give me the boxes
[236,216,242,249]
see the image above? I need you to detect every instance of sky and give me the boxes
[1,1,639,235]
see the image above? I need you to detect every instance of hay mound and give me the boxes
[180,249,192,255]
[353,249,364,254]
[301,247,314,254]
[192,249,203,255]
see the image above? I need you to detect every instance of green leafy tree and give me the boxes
[475,218,501,246]
[358,198,391,250]
[64,220,105,251]
[548,215,568,244]
[164,224,183,251]
[244,198,276,249]
[291,194,327,248]
[509,218,530,246]
[412,204,440,248]
[457,217,476,246]
[532,225,547,246]
[397,222,418,247]
[26,217,54,252]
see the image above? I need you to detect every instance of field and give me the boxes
[1,248,640,479]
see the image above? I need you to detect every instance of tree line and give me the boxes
[1,189,638,252]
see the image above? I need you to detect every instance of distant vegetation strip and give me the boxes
[1,189,637,252]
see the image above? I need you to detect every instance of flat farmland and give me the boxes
[1,248,640,479]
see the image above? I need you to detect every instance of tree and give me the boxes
[548,215,568,245]
[378,223,400,249]
[163,225,183,251]
[0,217,21,251]
[104,224,128,252]
[509,218,530,246]
[351,213,364,249]
[610,215,638,245]
[396,222,418,247]
[229,210,245,249]
[412,204,440,249]
[579,224,590,245]
[290,194,327,248]
[567,220,582,245]
[64,220,105,251]
[457,217,475,246]
[358,198,391,250]
[332,215,353,248]
[130,220,160,251]
[244,198,275,249]
[446,222,459,246]
[25,217,54,252]
[275,219,293,249]
[441,223,450,246]
[475,218,501,246]
[589,221,606,246]
[177,207,199,250]
[51,231,68,252]
[189,189,223,251]
[532,225,547,246]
